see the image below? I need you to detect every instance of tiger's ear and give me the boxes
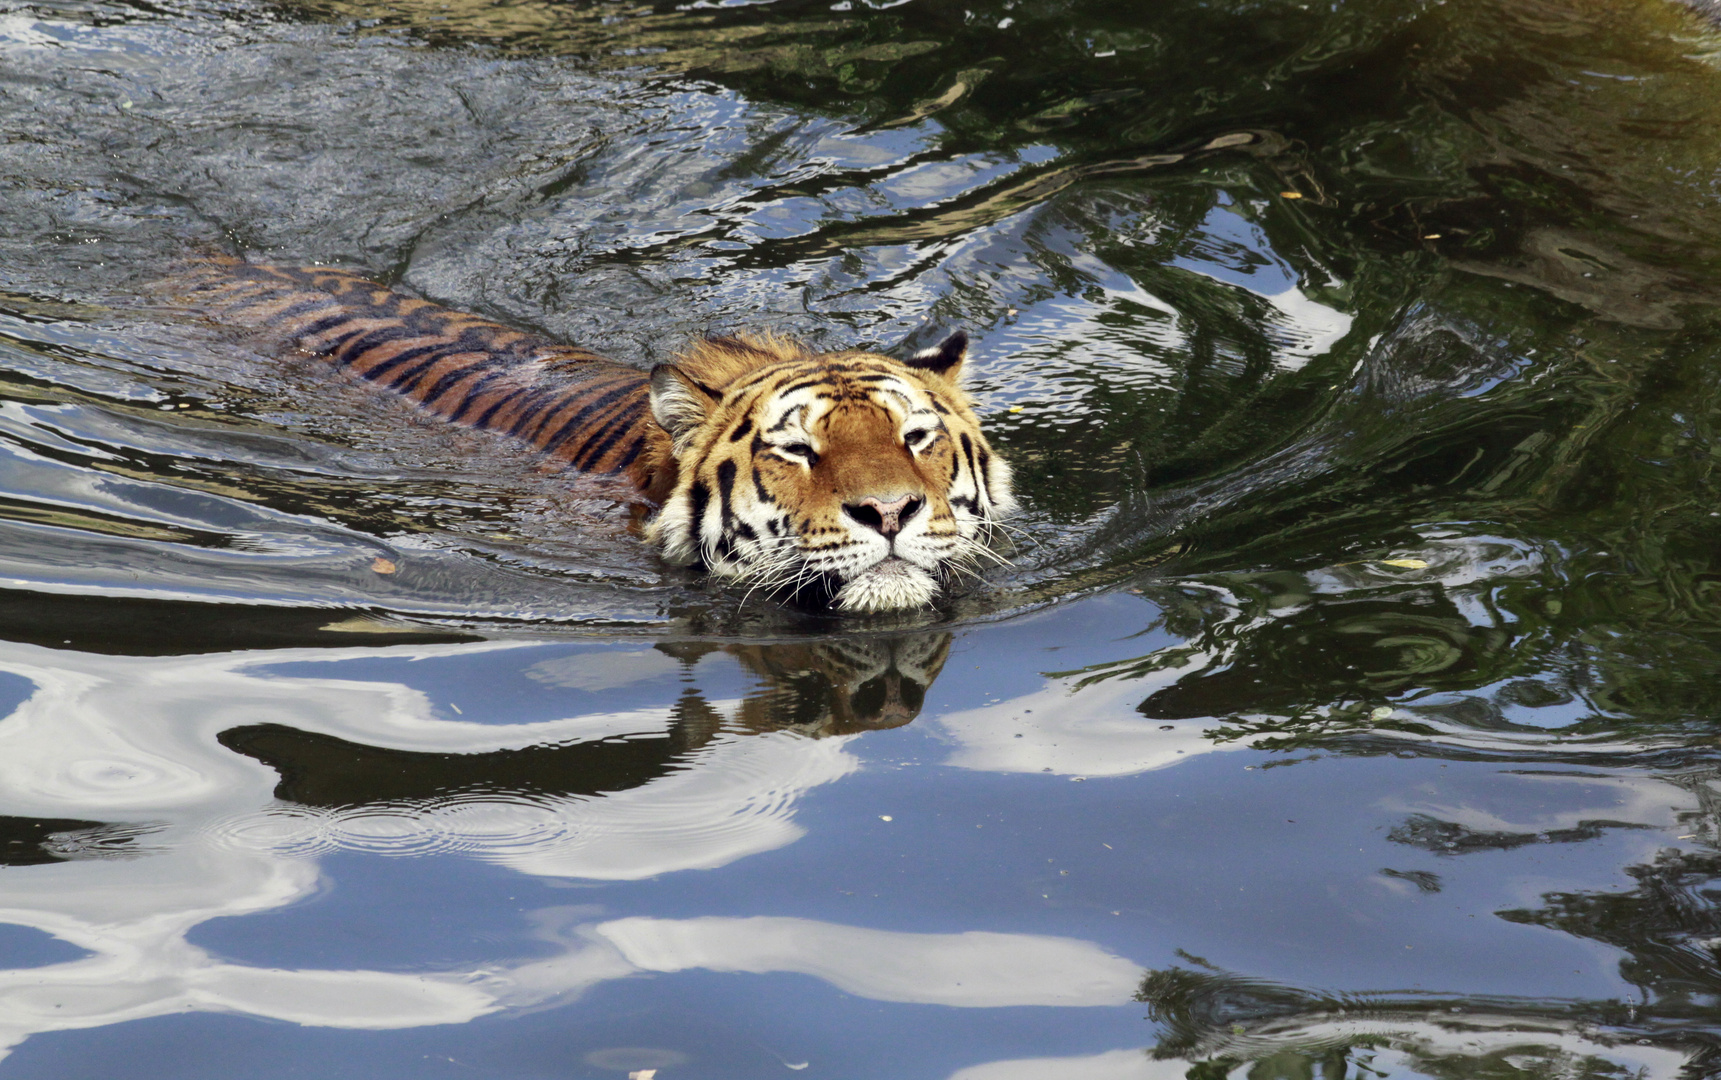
[649,364,720,454]
[904,330,968,384]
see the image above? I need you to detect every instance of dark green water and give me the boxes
[2,0,1721,1076]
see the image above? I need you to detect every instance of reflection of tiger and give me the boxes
[220,633,953,809]
[663,633,951,736]
[184,260,1014,611]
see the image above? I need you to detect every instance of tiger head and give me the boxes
[645,331,1015,612]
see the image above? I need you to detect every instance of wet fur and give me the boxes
[180,258,1014,611]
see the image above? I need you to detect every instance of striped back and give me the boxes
[178,259,674,500]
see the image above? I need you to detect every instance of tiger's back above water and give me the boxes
[182,259,677,500]
[181,258,1015,612]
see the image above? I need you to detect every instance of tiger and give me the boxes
[178,259,1015,612]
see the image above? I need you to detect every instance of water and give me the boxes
[2,0,1721,1075]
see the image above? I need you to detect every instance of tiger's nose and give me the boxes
[844,494,923,538]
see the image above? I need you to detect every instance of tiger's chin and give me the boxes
[833,557,940,614]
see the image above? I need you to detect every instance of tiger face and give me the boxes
[646,331,1015,612]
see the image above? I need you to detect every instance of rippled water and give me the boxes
[4,0,1721,1075]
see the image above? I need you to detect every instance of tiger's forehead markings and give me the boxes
[760,368,910,424]
[781,387,921,436]
[765,401,810,433]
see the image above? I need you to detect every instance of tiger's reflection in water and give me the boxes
[660,633,950,738]
[218,633,950,812]
[0,631,983,1055]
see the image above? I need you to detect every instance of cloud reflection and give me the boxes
[590,916,1139,1007]
[0,631,1091,1057]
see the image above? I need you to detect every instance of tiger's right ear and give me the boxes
[904,330,968,385]
[649,364,721,455]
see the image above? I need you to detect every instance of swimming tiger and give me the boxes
[179,259,1015,612]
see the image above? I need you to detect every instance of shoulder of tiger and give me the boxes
[175,258,680,503]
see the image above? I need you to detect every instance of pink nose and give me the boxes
[844,494,923,538]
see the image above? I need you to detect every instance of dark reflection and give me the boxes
[1136,589,1514,722]
[220,634,948,808]
[1500,768,1721,1032]
[1132,770,1721,1075]
[1389,813,1653,856]
[0,816,160,867]
[1053,509,1721,763]
[659,634,950,737]
[219,723,700,808]
[0,590,475,656]
[1379,868,1443,893]
[1137,959,1721,1078]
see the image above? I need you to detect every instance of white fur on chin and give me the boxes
[834,558,938,613]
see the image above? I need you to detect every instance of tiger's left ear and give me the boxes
[649,364,721,455]
[904,330,968,384]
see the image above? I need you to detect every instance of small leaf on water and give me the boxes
[1380,558,1428,569]
[371,557,397,574]
[1204,132,1255,149]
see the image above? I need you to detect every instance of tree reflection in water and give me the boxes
[1135,943,1711,1079]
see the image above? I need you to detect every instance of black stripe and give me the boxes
[294,312,366,346]
[571,399,645,468]
[563,397,635,464]
[503,388,563,438]
[471,393,517,429]
[611,434,647,473]
[384,349,465,394]
[423,360,505,412]
[564,393,639,458]
[689,480,711,549]
[447,373,514,423]
[356,341,459,384]
[350,339,439,380]
[536,382,642,451]
[542,379,630,438]
[717,459,737,524]
[335,326,417,369]
[959,432,978,484]
[315,325,377,361]
[728,418,753,442]
[766,405,806,433]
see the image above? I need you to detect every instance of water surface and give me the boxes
[2,0,1721,1075]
